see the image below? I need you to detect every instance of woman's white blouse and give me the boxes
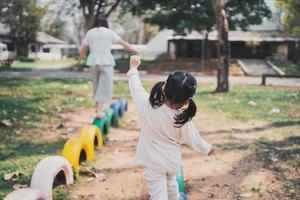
[127,69,212,173]
[82,27,120,66]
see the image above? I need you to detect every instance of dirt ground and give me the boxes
[53,101,298,200]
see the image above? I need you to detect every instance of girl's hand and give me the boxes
[130,55,141,69]
[208,147,216,156]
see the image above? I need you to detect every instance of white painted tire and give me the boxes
[30,156,74,200]
[4,188,44,200]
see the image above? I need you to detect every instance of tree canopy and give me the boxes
[0,0,46,56]
[277,0,300,37]
[122,0,272,34]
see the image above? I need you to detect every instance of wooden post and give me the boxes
[213,0,230,92]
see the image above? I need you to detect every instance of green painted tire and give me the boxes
[104,108,114,134]
[176,167,184,193]
[92,118,105,136]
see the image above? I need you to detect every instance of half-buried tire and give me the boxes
[61,138,89,174]
[110,102,120,127]
[30,156,74,200]
[4,188,44,200]
[104,108,114,134]
[176,167,184,193]
[79,125,103,160]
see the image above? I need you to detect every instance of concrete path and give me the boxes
[0,69,299,87]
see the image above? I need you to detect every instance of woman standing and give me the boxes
[78,17,140,117]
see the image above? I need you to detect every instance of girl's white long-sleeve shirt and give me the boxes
[127,69,212,173]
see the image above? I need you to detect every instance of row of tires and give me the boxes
[5,98,128,200]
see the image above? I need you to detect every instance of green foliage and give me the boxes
[225,0,272,30]
[123,0,272,33]
[277,0,300,37]
[0,0,47,56]
[43,18,68,41]
[277,62,300,75]
[195,85,300,122]
[19,57,36,63]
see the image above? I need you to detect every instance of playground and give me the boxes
[0,77,299,199]
[0,0,300,199]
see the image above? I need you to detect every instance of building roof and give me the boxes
[168,30,299,42]
[0,23,67,44]
[36,32,66,44]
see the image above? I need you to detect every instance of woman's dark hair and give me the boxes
[94,16,108,28]
[149,70,197,127]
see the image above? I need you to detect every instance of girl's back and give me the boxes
[127,55,215,200]
[128,68,212,174]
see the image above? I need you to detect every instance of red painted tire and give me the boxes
[30,156,74,200]
[4,188,44,200]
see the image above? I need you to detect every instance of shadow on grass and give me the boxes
[256,136,300,165]
[0,67,33,72]
[0,138,66,199]
[0,138,66,160]
[0,77,88,88]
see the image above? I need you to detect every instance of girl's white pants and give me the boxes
[145,167,180,200]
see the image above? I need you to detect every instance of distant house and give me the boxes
[0,24,76,60]
[167,30,300,62]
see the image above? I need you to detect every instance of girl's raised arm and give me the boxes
[127,56,148,111]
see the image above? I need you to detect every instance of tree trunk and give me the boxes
[85,14,95,31]
[16,43,29,57]
[203,31,209,60]
[138,18,145,44]
[213,0,230,92]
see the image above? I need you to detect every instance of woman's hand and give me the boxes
[208,147,216,156]
[130,55,141,69]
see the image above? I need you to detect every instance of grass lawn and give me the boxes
[2,59,77,71]
[0,78,93,199]
[0,78,299,199]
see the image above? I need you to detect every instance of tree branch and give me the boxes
[104,0,121,17]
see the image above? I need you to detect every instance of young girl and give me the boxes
[127,55,215,200]
[78,17,140,118]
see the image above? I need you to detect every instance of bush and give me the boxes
[18,57,36,63]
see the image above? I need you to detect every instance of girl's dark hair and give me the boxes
[149,71,197,127]
[94,16,109,28]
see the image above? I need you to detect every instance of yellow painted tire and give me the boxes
[79,125,103,160]
[61,138,90,173]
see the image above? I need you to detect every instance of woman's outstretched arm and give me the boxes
[77,45,89,64]
[116,39,142,55]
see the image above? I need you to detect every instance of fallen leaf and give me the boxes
[4,171,24,181]
[76,97,85,102]
[86,177,95,183]
[114,149,120,155]
[38,106,47,113]
[56,123,64,129]
[271,156,279,162]
[12,184,27,190]
[66,127,75,132]
[56,106,62,112]
[80,167,97,177]
[0,119,12,127]
[248,101,256,106]
[239,192,253,198]
[269,108,280,114]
